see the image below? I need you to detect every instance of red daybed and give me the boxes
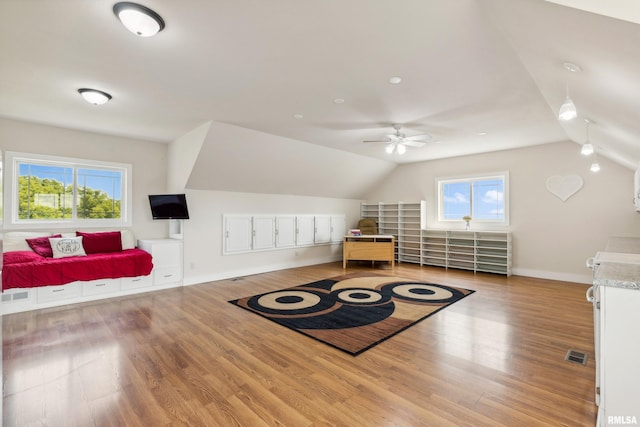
[2,248,153,291]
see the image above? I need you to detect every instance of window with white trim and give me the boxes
[438,172,508,224]
[4,152,132,228]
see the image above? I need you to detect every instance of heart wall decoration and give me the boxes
[546,174,584,202]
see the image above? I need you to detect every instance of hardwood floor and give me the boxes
[3,262,597,426]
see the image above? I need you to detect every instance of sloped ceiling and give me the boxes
[1,0,639,199]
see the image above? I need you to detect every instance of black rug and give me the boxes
[229,272,475,355]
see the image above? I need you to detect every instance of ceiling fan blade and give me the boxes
[404,133,431,141]
[401,140,426,148]
[363,140,391,143]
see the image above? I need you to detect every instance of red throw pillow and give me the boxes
[76,231,123,254]
[26,234,62,257]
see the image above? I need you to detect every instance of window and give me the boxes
[438,172,508,224]
[4,152,132,228]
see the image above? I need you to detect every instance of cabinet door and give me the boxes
[314,215,331,244]
[331,215,346,243]
[296,215,315,246]
[224,215,253,254]
[275,216,296,248]
[253,216,275,251]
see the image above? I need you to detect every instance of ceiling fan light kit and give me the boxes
[363,124,431,155]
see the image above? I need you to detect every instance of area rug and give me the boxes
[229,273,475,355]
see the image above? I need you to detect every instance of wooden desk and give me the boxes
[343,235,395,268]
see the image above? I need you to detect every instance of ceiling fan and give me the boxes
[363,124,432,155]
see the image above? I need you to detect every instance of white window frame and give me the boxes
[436,171,509,226]
[3,151,133,230]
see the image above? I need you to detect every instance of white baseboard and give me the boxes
[511,267,592,285]
[183,261,594,287]
[182,255,342,286]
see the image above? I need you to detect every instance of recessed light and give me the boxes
[388,76,402,84]
[478,132,488,136]
[333,98,345,104]
[78,88,112,105]
[293,113,303,119]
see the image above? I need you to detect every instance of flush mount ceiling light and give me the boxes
[388,76,402,84]
[581,119,594,156]
[78,88,112,105]
[558,62,581,121]
[113,2,165,37]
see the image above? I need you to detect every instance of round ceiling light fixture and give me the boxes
[78,88,112,105]
[113,2,165,37]
[388,76,402,84]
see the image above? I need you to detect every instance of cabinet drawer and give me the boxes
[37,282,81,303]
[121,275,152,290]
[82,278,120,297]
[154,267,182,285]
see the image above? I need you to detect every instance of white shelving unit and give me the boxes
[422,230,512,276]
[360,202,511,276]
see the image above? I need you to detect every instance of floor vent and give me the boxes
[230,277,244,282]
[565,349,588,366]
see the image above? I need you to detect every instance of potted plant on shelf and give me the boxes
[462,215,472,231]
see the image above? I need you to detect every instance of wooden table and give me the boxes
[343,234,395,268]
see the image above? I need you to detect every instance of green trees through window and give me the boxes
[18,163,122,221]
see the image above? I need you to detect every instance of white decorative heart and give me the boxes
[546,174,584,202]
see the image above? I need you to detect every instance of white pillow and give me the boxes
[49,236,87,258]
[2,231,53,252]
[120,229,136,250]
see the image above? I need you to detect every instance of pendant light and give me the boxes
[113,2,165,37]
[558,62,581,121]
[581,119,594,156]
[78,88,112,105]
[590,156,601,173]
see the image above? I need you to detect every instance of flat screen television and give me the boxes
[148,194,190,220]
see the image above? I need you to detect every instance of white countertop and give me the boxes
[593,237,640,290]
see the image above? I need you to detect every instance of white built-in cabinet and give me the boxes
[138,239,184,286]
[275,216,296,248]
[223,214,345,255]
[253,216,276,251]
[361,201,511,276]
[296,215,316,246]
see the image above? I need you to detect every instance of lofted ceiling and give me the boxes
[1,0,639,169]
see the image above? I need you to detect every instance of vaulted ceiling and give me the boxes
[1,0,639,169]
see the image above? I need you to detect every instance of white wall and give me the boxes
[0,118,169,240]
[364,141,640,283]
[181,189,362,285]
[185,121,396,199]
[167,120,210,192]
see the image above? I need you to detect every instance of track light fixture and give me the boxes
[78,88,112,105]
[558,62,581,121]
[113,2,165,37]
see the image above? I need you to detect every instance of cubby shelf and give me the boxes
[360,201,511,276]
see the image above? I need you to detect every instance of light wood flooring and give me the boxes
[3,262,597,426]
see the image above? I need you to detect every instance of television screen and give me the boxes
[148,194,190,220]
